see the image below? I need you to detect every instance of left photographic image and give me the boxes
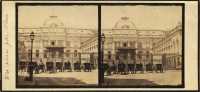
[17,5,98,87]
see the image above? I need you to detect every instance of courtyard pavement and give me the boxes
[18,69,98,86]
[103,70,182,86]
[17,70,182,87]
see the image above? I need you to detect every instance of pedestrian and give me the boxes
[35,59,39,74]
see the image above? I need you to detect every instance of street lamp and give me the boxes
[101,33,105,63]
[101,33,105,82]
[28,32,35,81]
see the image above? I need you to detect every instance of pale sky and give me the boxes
[19,5,182,30]
[18,5,98,29]
[102,5,182,30]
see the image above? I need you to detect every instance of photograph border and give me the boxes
[100,3,185,88]
[0,1,2,91]
[16,3,100,88]
[15,2,185,88]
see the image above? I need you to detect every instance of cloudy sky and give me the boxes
[19,5,182,30]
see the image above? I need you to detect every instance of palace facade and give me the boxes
[18,16,182,70]
[18,16,98,69]
[102,17,182,69]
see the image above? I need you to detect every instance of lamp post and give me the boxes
[101,33,105,63]
[28,32,35,81]
[101,33,105,82]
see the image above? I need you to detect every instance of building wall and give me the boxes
[101,17,182,69]
[18,16,182,70]
[152,24,182,69]
[18,27,97,65]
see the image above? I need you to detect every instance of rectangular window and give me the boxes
[59,51,64,58]
[114,42,117,48]
[66,50,70,57]
[28,49,31,59]
[36,50,39,58]
[65,41,71,47]
[58,40,63,46]
[43,40,48,46]
[44,50,47,58]
[51,40,56,46]
[108,51,111,59]
[74,50,78,57]
[52,51,55,58]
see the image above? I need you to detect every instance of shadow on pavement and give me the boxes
[103,78,158,86]
[17,76,87,86]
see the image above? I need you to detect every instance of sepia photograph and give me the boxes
[101,5,183,87]
[2,1,198,91]
[17,5,99,87]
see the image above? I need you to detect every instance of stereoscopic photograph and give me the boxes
[101,5,183,87]
[17,5,98,87]
[16,4,184,87]
[1,0,199,91]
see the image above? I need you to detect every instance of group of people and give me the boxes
[19,61,95,74]
[103,61,165,76]
[19,60,165,75]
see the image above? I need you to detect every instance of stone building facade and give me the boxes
[18,16,182,70]
[102,17,182,69]
[18,16,98,69]
[153,23,182,69]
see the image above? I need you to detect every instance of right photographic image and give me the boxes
[101,5,183,87]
